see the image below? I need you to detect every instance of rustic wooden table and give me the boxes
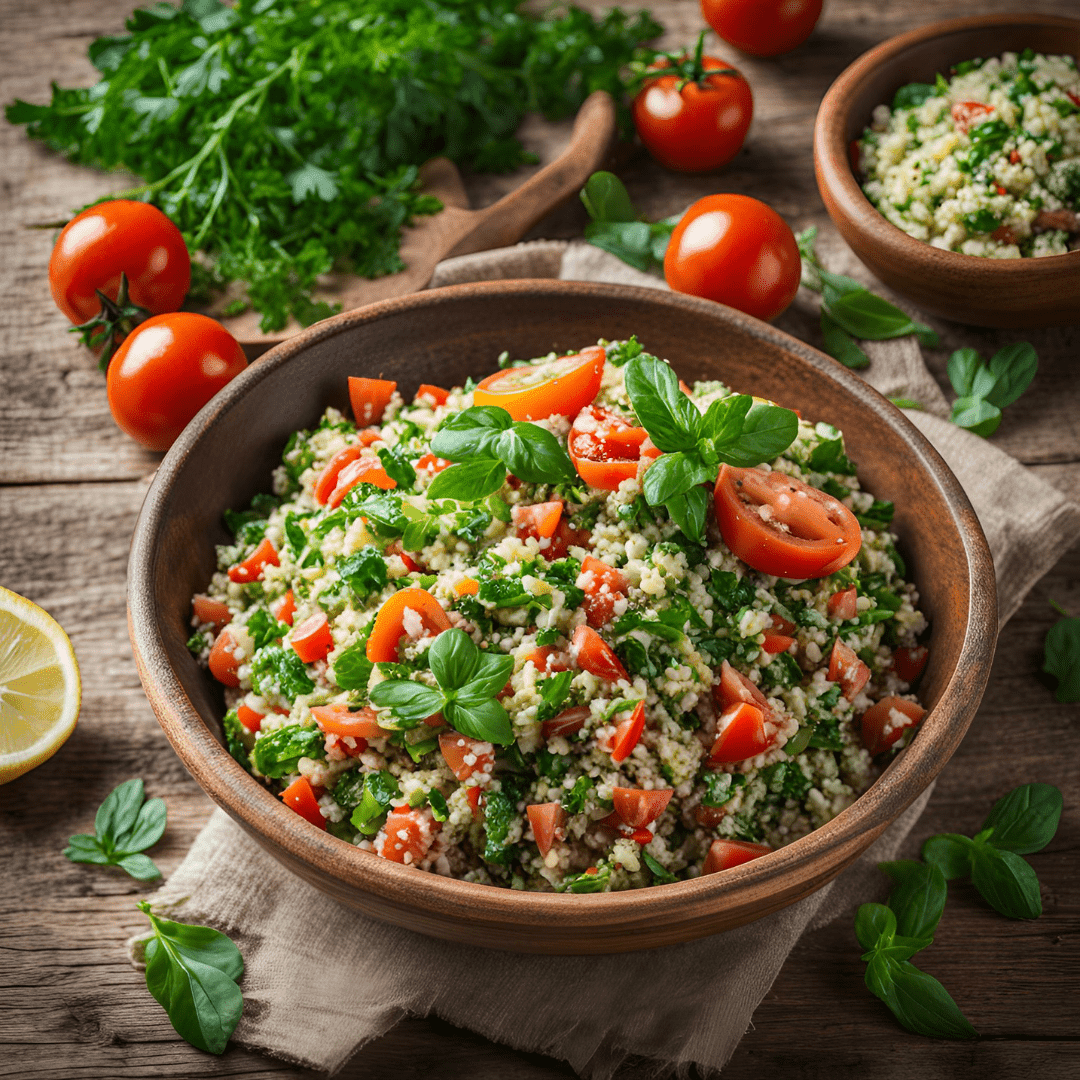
[2,1,1078,1077]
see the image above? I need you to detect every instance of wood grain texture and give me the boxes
[1,0,1077,1075]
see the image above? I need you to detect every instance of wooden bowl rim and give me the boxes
[814,12,1080,276]
[128,279,997,941]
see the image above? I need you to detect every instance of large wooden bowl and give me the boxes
[814,14,1080,329]
[127,281,997,954]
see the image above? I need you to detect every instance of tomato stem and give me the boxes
[70,272,153,372]
[633,31,739,92]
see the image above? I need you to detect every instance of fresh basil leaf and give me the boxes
[117,853,163,881]
[427,788,450,821]
[426,459,507,502]
[982,783,1063,854]
[369,680,446,722]
[115,797,168,855]
[985,342,1038,408]
[879,859,947,941]
[665,485,709,543]
[827,291,938,345]
[95,778,146,848]
[700,394,753,445]
[884,959,978,1039]
[63,834,110,864]
[428,627,479,691]
[642,850,679,883]
[496,422,577,484]
[430,406,511,460]
[455,650,514,703]
[820,311,872,369]
[642,450,714,506]
[625,354,700,453]
[250,724,324,778]
[444,697,514,745]
[921,833,976,880]
[249,644,315,702]
[340,488,407,535]
[970,845,1043,919]
[1043,616,1080,703]
[584,219,662,272]
[855,901,896,950]
[950,395,1001,437]
[138,901,244,1055]
[819,269,868,308]
[486,492,512,523]
[893,82,938,110]
[580,170,636,223]
[718,402,800,467]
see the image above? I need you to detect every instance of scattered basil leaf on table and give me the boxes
[1043,604,1080,703]
[63,778,167,881]
[579,171,681,273]
[946,342,1038,437]
[137,900,243,1055]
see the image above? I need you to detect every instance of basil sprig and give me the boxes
[797,226,939,368]
[623,354,799,542]
[370,628,515,745]
[1044,601,1080,702]
[579,171,680,273]
[947,342,1038,437]
[137,901,244,1055]
[427,406,576,503]
[63,777,167,881]
[922,783,1062,918]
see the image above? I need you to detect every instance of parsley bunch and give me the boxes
[7,0,662,332]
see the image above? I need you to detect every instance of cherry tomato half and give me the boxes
[700,0,823,57]
[366,588,451,663]
[49,200,190,326]
[632,56,753,172]
[568,405,659,491]
[106,313,247,452]
[473,346,605,422]
[665,195,801,321]
[713,464,862,578]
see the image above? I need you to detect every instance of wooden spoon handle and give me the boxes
[447,90,617,258]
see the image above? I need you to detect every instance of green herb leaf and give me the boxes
[892,82,939,109]
[427,627,479,691]
[624,354,700,453]
[826,291,939,346]
[921,833,975,879]
[95,778,146,844]
[456,651,515,704]
[444,697,514,746]
[855,901,896,950]
[426,459,507,502]
[430,406,511,460]
[580,170,637,223]
[115,796,169,856]
[250,724,324,778]
[719,400,799,468]
[664,486,710,544]
[985,342,1038,409]
[982,783,1063,854]
[642,450,714,506]
[820,311,871,369]
[879,958,978,1039]
[879,859,947,941]
[970,845,1043,919]
[1043,615,1080,702]
[950,396,1002,437]
[62,834,111,865]
[369,680,446,723]
[642,851,679,884]
[496,423,577,484]
[118,853,166,881]
[64,778,167,880]
[249,644,316,702]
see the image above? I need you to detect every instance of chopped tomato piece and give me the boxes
[1010,149,1022,164]
[192,594,231,632]
[702,838,771,875]
[271,590,296,626]
[357,428,383,447]
[710,702,769,763]
[571,624,629,683]
[525,646,570,674]
[438,733,495,783]
[714,660,771,717]
[366,588,450,663]
[348,377,397,426]
[290,611,333,664]
[694,803,728,827]
[513,500,564,542]
[714,465,861,579]
[827,639,871,700]
[228,537,279,583]
[415,453,451,475]
[236,703,263,732]
[611,787,673,828]
[466,787,483,813]
[628,827,654,846]
[568,404,659,491]
[314,445,363,505]
[327,459,396,508]
[861,696,927,755]
[385,539,421,573]
[527,802,566,858]
[376,807,439,865]
[893,645,929,683]
[454,577,480,597]
[761,629,795,654]
[281,777,326,829]
[828,586,858,621]
[610,701,646,763]
[770,613,796,635]
[473,346,605,422]
[208,628,242,687]
[541,705,590,740]
[951,100,993,134]
[310,704,387,739]
[580,555,628,628]
[546,517,590,560]
[415,383,449,406]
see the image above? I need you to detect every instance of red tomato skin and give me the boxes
[439,733,495,783]
[700,0,822,57]
[236,704,264,732]
[327,461,396,509]
[208,629,242,687]
[951,101,994,134]
[271,590,296,627]
[861,696,926,756]
[713,464,862,579]
[513,500,564,541]
[366,588,450,663]
[314,446,363,505]
[665,195,801,321]
[709,702,769,763]
[568,405,646,491]
[527,802,566,858]
[415,384,450,406]
[281,776,326,829]
[290,611,333,664]
[702,838,771,875]
[542,705,591,740]
[526,646,571,675]
[828,638,871,701]
[106,313,247,452]
[376,808,439,865]
[348,377,396,427]
[610,701,646,763]
[415,453,451,475]
[761,630,795,654]
[611,787,673,828]
[474,346,605,422]
[192,594,231,632]
[571,624,630,683]
[828,587,859,621]
[633,57,753,172]
[714,659,771,717]
[310,704,386,739]
[228,537,280,584]
[49,200,190,326]
[893,646,929,683]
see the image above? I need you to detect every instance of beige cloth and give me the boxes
[137,240,1080,1077]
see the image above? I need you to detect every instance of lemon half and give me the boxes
[0,585,81,784]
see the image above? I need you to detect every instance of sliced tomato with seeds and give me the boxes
[827,638,871,700]
[580,554,628,628]
[610,700,646,763]
[714,464,861,579]
[710,702,769,763]
[236,703,264,732]
[327,459,396,508]
[828,586,858,621]
[466,787,483,814]
[208,628,242,687]
[770,613,796,635]
[281,776,326,830]
[348,377,397,426]
[473,346,605,422]
[290,611,333,664]
[376,807,439,865]
[513,500,564,543]
[571,624,629,683]
[541,705,590,740]
[271,590,296,627]
[702,838,771,875]
[546,517,590,560]
[527,802,566,858]
[311,704,387,739]
[192,594,231,632]
[357,428,383,447]
[568,404,655,491]
[694,803,728,828]
[611,787,673,828]
[367,588,450,663]
[439,733,495,783]
[228,537,280,584]
[861,696,926,755]
[314,445,363,505]
[893,645,929,683]
[714,659,771,717]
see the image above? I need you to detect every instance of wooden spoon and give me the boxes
[210,90,617,354]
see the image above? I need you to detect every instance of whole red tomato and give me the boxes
[49,200,190,326]
[701,0,823,57]
[106,313,247,452]
[664,194,801,321]
[632,37,753,172]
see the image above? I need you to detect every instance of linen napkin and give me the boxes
[135,239,1080,1078]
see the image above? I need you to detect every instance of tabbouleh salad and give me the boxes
[858,49,1080,258]
[188,339,930,892]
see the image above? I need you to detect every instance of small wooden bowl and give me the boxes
[127,281,996,954]
[814,14,1080,329]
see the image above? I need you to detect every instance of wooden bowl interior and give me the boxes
[134,281,995,953]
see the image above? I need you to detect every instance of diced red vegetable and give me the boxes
[348,377,397,426]
[827,639,871,700]
[571,624,629,683]
[861,696,926,755]
[290,611,333,664]
[611,787,673,828]
[192,594,231,632]
[228,537,279,583]
[610,701,646,763]
[709,702,769,764]
[281,776,326,829]
[527,802,566,858]
[702,838,771,875]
